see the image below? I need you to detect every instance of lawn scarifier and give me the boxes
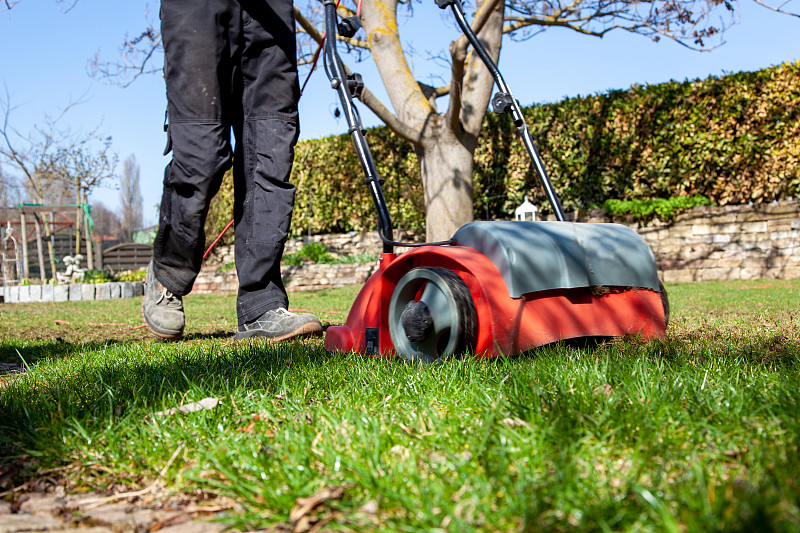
[321,0,668,363]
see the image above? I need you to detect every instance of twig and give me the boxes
[78,443,184,511]
[229,395,242,416]
[80,484,156,511]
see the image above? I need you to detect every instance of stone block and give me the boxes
[701,268,739,282]
[95,282,111,300]
[81,283,96,301]
[691,224,714,236]
[716,257,744,269]
[738,211,768,223]
[764,267,800,280]
[69,283,82,301]
[18,285,30,303]
[721,247,747,259]
[742,256,767,268]
[765,256,789,269]
[122,282,141,298]
[768,220,798,232]
[736,233,760,243]
[5,286,18,303]
[772,239,800,250]
[109,282,122,299]
[760,202,800,216]
[779,267,800,280]
[742,221,768,233]
[0,513,65,532]
[54,284,68,302]
[662,269,701,283]
[40,284,54,302]
[769,228,800,238]
[28,284,42,302]
[707,212,740,224]
[740,267,766,280]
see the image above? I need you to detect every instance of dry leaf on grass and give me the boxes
[155,397,220,417]
[500,417,531,428]
[594,384,615,397]
[289,485,345,533]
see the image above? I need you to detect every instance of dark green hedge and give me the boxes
[206,60,800,241]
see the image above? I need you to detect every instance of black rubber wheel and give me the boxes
[659,281,670,328]
[388,267,477,362]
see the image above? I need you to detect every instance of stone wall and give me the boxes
[195,229,419,293]
[194,200,800,292]
[577,200,800,283]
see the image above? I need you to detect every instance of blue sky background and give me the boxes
[0,0,797,226]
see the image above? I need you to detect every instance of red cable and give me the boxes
[202,217,235,261]
[301,38,325,95]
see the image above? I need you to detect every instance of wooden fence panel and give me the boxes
[102,243,153,273]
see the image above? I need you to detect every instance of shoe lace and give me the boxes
[157,288,183,309]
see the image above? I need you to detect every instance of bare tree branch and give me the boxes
[88,20,163,88]
[752,0,800,18]
[446,0,504,134]
[0,90,116,206]
[503,0,735,50]
[2,0,76,12]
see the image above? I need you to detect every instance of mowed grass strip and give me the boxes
[1,280,799,532]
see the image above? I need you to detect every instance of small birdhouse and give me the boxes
[514,196,538,221]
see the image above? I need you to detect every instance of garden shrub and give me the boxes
[206,61,800,238]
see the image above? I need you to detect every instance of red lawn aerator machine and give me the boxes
[321,0,668,362]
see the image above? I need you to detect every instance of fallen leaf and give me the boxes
[358,499,378,515]
[289,485,345,533]
[594,384,614,397]
[237,422,256,433]
[155,397,220,417]
[500,417,531,428]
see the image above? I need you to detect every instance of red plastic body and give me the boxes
[324,246,667,358]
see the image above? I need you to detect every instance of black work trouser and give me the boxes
[153,0,300,324]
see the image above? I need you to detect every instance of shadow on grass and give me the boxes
[0,335,336,487]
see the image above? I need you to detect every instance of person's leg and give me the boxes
[152,0,235,296]
[145,0,235,338]
[232,0,321,339]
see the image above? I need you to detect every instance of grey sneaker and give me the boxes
[142,260,185,340]
[234,308,322,341]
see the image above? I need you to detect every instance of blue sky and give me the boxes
[0,0,797,226]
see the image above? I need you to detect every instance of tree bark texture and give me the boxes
[361,0,504,242]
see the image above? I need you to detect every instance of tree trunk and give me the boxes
[360,0,503,242]
[418,117,476,242]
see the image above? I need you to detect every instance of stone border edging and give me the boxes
[2,282,144,304]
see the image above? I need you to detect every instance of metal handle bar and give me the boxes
[437,0,567,221]
[323,0,396,252]
[323,0,454,249]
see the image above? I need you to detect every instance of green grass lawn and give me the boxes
[1,279,799,532]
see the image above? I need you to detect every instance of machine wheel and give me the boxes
[388,267,477,363]
[659,281,670,327]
